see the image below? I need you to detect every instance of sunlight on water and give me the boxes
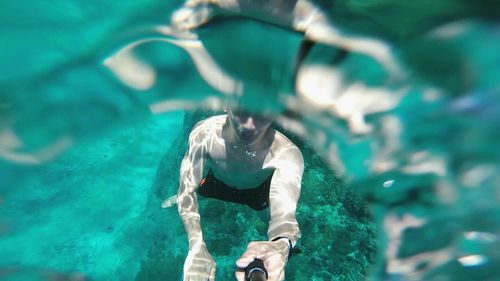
[1,0,499,280]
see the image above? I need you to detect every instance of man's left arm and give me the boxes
[235,146,304,281]
[267,146,304,246]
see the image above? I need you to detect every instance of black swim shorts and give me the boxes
[197,170,273,211]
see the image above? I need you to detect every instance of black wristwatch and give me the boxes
[271,236,292,259]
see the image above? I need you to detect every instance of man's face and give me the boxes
[228,110,273,144]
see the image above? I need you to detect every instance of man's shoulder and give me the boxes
[193,114,226,129]
[273,130,299,149]
[189,114,226,140]
[272,130,303,159]
[268,130,304,173]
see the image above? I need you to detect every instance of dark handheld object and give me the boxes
[245,258,268,281]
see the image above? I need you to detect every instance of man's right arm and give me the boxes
[177,122,209,250]
[177,121,218,281]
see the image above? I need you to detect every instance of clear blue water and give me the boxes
[1,1,499,281]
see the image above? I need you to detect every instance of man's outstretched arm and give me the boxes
[267,146,303,246]
[236,144,304,281]
[176,122,216,281]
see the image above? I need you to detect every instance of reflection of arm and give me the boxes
[221,0,298,28]
[268,144,304,247]
[185,0,311,33]
[223,0,397,73]
[177,122,210,250]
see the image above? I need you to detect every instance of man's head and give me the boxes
[228,110,273,144]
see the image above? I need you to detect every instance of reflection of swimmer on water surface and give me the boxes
[106,0,403,138]
[162,110,304,281]
[171,0,400,75]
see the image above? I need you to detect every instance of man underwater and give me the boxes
[165,110,304,281]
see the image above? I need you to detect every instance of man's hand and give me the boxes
[235,240,290,281]
[183,242,216,281]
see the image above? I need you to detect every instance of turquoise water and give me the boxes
[1,1,499,281]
